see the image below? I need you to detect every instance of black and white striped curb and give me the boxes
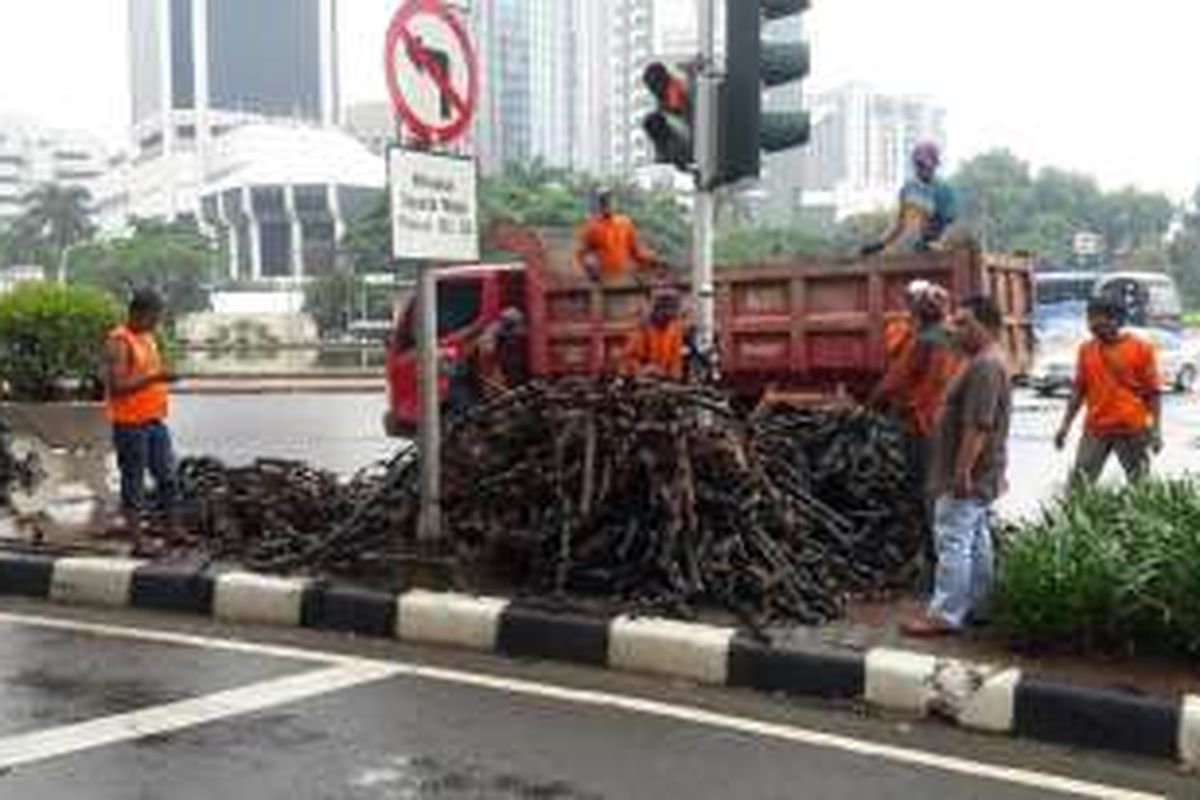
[1,550,1196,766]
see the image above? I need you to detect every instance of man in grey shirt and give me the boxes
[902,295,1011,637]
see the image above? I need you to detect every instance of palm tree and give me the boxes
[9,184,95,282]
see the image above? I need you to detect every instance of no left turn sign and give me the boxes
[384,0,479,145]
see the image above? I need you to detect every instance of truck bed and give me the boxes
[494,220,1032,396]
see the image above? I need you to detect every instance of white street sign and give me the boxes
[388,148,479,262]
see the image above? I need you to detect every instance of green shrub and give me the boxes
[0,283,123,401]
[994,480,1200,655]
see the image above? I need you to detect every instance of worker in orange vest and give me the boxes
[574,190,661,283]
[621,290,686,380]
[105,289,178,518]
[871,280,960,586]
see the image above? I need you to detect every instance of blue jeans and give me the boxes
[928,496,994,628]
[112,421,177,513]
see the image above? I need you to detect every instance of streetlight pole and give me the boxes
[416,262,442,542]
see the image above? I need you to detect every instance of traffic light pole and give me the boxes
[416,262,442,542]
[692,0,719,373]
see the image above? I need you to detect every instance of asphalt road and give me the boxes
[0,600,1194,800]
[169,388,1200,522]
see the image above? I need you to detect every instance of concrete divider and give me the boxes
[608,616,735,685]
[396,590,508,651]
[213,572,310,627]
[864,648,938,714]
[49,557,143,607]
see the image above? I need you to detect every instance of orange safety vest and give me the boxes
[575,214,656,281]
[621,319,685,380]
[107,324,169,425]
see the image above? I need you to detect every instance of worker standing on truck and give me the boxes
[861,142,958,256]
[105,289,178,521]
[1054,297,1162,483]
[621,290,686,380]
[574,190,660,283]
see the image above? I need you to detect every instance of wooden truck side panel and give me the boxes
[382,224,1034,434]
[716,249,1033,395]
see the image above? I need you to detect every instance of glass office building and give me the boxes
[130,0,336,129]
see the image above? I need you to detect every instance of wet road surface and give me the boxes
[0,602,1193,799]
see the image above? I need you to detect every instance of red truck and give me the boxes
[383,223,1033,436]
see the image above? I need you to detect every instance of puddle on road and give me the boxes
[5,670,179,721]
[132,712,329,752]
[350,755,605,800]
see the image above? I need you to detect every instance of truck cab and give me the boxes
[383,263,530,436]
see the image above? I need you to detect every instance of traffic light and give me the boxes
[642,62,693,170]
[718,0,812,186]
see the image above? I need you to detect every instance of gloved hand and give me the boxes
[859,241,886,257]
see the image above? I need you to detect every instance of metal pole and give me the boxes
[416,263,442,541]
[693,0,718,372]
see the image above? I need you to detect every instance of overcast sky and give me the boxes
[1,0,1198,199]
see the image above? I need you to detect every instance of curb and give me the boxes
[0,549,1194,766]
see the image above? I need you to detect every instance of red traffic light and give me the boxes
[642,62,694,169]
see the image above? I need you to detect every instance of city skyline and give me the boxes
[2,1,1200,198]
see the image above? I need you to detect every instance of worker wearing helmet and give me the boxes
[871,280,961,586]
[862,142,959,256]
[620,289,686,380]
[574,190,661,283]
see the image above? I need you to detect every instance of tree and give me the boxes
[612,182,689,264]
[7,184,95,280]
[831,211,893,254]
[949,150,1174,265]
[342,162,691,272]
[716,223,829,263]
[67,218,217,319]
[1100,188,1174,255]
[339,190,399,276]
[1169,188,1200,309]
[303,271,362,337]
[951,150,1035,253]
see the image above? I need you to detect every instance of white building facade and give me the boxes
[470,0,654,177]
[197,125,381,283]
[119,0,340,224]
[0,119,108,228]
[801,84,948,222]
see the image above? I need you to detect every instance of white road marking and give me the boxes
[417,668,1168,800]
[0,610,357,666]
[0,662,402,771]
[0,611,1167,798]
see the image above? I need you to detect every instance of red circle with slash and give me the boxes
[384,0,479,144]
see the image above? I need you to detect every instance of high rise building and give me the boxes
[0,118,107,228]
[801,84,947,222]
[471,0,653,177]
[473,0,532,172]
[124,0,340,221]
[608,0,656,176]
[104,0,381,285]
